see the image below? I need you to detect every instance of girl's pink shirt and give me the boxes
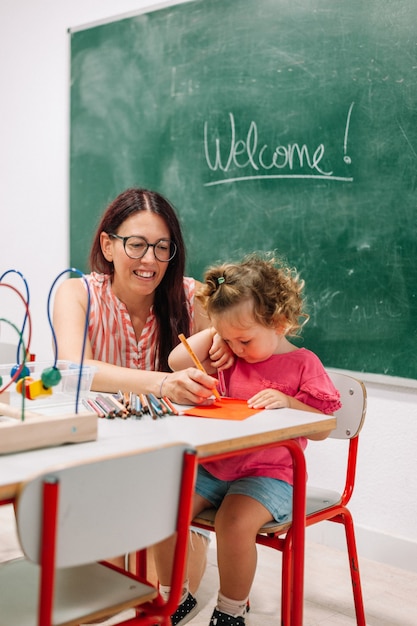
[84,272,196,371]
[202,348,341,485]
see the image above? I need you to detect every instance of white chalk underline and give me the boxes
[204,174,354,186]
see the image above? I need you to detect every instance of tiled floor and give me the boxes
[1,503,416,625]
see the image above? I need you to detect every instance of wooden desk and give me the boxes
[0,407,335,626]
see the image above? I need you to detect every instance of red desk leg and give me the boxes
[283,439,306,626]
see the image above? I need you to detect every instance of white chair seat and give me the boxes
[260,487,342,533]
[0,558,156,626]
[195,486,342,536]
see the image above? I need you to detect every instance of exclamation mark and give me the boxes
[343,102,355,164]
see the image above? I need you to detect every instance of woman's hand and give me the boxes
[209,332,235,370]
[247,389,291,410]
[162,368,220,405]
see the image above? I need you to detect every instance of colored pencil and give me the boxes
[178,334,221,400]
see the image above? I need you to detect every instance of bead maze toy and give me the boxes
[0,269,97,454]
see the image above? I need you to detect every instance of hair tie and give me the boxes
[217,276,225,285]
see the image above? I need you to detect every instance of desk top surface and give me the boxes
[0,406,335,501]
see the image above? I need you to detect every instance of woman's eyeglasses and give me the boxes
[109,234,177,262]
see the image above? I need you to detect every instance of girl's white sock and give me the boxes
[216,591,248,618]
[159,579,189,604]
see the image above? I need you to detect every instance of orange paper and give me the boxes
[183,397,262,420]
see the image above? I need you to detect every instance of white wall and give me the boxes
[1,0,416,573]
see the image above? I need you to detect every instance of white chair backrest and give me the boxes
[16,442,195,568]
[327,371,367,440]
[0,342,17,365]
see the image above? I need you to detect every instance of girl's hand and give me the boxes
[247,389,290,410]
[209,332,235,370]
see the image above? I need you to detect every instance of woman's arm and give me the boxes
[53,278,94,361]
[52,279,217,404]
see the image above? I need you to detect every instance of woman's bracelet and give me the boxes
[159,374,168,398]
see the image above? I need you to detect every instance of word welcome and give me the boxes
[203,107,354,186]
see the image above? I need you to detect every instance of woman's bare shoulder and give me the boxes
[55,276,88,301]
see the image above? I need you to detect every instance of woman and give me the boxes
[53,187,218,404]
[53,187,217,599]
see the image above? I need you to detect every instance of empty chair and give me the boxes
[0,442,197,626]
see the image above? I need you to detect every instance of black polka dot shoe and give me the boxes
[171,592,199,625]
[209,608,246,625]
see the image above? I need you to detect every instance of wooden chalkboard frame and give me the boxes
[69,0,417,380]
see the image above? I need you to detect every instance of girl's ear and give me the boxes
[275,314,289,335]
[100,232,113,262]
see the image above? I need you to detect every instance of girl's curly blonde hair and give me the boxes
[197,252,309,337]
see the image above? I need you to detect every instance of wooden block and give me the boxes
[0,412,98,455]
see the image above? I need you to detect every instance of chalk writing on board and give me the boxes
[308,289,404,326]
[343,102,355,164]
[204,105,355,186]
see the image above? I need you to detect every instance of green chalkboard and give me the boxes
[70,0,417,380]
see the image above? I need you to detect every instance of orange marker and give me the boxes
[178,334,221,400]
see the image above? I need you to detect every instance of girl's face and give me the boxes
[212,299,282,363]
[101,210,171,299]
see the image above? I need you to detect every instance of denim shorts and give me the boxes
[190,525,211,541]
[196,465,293,524]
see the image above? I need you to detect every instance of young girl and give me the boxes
[163,253,341,626]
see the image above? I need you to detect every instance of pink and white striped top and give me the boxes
[83,272,196,371]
